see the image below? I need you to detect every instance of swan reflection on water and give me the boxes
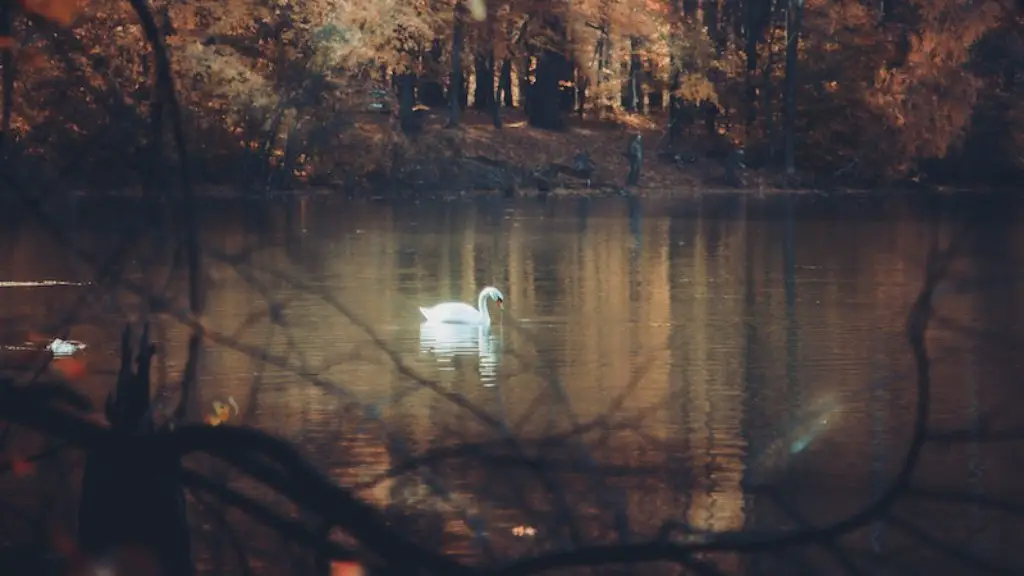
[418,322,502,385]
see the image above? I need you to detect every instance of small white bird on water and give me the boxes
[419,286,504,326]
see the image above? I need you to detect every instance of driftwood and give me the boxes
[77,325,192,575]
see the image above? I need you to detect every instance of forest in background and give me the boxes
[1,0,1022,193]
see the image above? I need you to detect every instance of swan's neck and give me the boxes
[476,291,491,323]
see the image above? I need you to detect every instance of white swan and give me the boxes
[419,286,504,325]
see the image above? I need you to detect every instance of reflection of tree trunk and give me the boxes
[782,196,800,422]
[783,0,803,174]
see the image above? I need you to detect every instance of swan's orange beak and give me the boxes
[496,298,503,309]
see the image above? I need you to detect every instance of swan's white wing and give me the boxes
[419,302,482,324]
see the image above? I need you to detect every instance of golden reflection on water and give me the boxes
[1,195,1023,573]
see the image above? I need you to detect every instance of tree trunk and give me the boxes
[744,0,762,130]
[489,49,501,127]
[783,0,803,175]
[79,326,192,576]
[519,47,532,116]
[447,3,465,127]
[528,48,565,130]
[575,66,587,117]
[704,0,722,51]
[559,59,576,114]
[397,72,419,134]
[669,67,682,145]
[420,40,447,107]
[499,58,513,106]
[623,36,643,113]
[473,53,493,109]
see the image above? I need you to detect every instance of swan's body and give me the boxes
[419,286,504,326]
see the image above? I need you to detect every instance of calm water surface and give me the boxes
[1,192,1022,574]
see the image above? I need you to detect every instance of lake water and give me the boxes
[1,192,1022,574]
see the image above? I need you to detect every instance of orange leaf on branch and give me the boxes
[0,37,16,50]
[19,0,83,28]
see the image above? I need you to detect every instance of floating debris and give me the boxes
[48,337,87,357]
[512,525,537,537]
[0,280,90,288]
[205,396,239,426]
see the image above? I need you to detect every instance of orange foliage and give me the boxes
[330,561,365,576]
[19,0,83,27]
[2,0,1020,186]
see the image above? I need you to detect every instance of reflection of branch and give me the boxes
[760,488,863,576]
[187,488,255,576]
[125,0,203,317]
[926,426,1024,445]
[0,392,468,573]
[181,469,357,565]
[887,515,1016,575]
[489,233,958,575]
[906,486,1024,517]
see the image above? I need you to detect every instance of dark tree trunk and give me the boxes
[420,40,447,107]
[594,25,610,91]
[519,47,533,116]
[623,36,644,113]
[669,67,683,145]
[79,326,192,576]
[473,53,493,109]
[764,13,777,163]
[704,0,723,51]
[559,59,576,114]
[397,72,419,134]
[492,52,504,127]
[744,0,762,130]
[783,0,803,175]
[447,4,465,127]
[528,48,565,130]
[458,77,469,110]
[575,66,587,117]
[648,87,663,110]
[499,57,513,106]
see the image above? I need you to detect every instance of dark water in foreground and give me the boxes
[1,192,1023,574]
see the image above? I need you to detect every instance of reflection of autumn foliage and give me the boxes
[2,0,1022,187]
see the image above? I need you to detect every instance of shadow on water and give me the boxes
[0,191,1023,574]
